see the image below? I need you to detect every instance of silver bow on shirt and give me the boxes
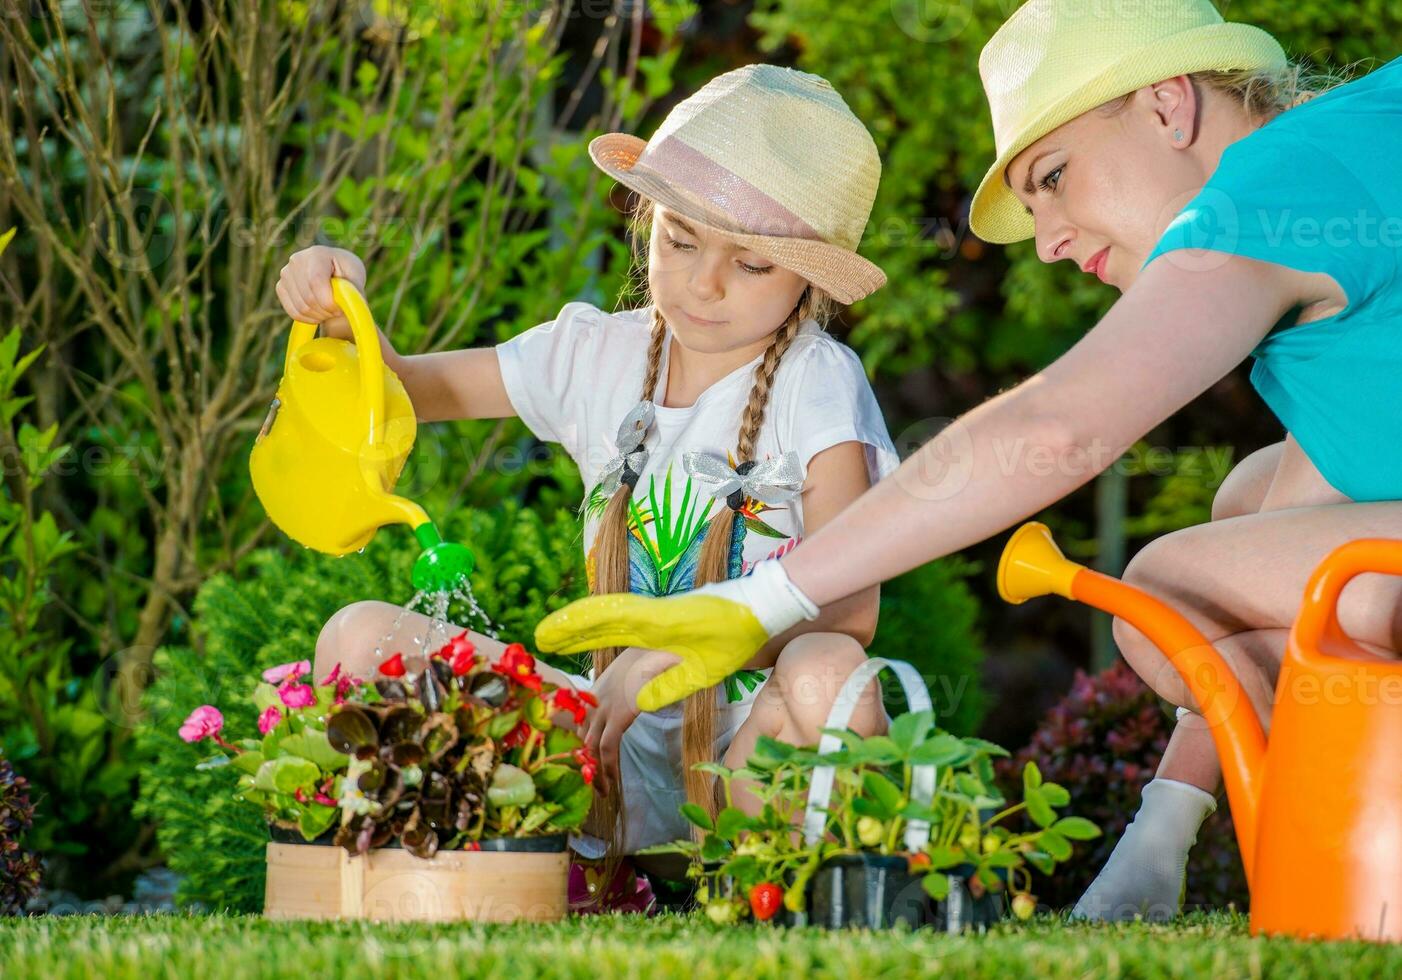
[682,451,806,507]
[596,400,655,496]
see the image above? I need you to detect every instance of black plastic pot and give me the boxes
[268,823,336,845]
[805,855,1005,932]
[267,823,567,853]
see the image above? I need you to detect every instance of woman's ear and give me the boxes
[1147,74,1199,147]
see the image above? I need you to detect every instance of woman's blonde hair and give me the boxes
[588,196,834,868]
[1099,60,1355,121]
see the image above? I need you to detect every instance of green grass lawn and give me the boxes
[2,911,1398,979]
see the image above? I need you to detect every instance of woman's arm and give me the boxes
[782,252,1308,606]
[745,440,880,668]
[276,246,516,423]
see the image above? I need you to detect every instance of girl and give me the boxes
[280,64,898,896]
[534,1,1402,922]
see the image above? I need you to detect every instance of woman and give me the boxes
[534,0,1402,920]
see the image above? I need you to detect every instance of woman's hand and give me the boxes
[275,246,367,339]
[536,560,817,711]
[581,646,679,795]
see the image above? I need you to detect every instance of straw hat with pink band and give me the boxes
[970,0,1286,245]
[589,63,886,305]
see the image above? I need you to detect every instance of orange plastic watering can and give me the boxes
[998,522,1402,942]
[250,277,474,592]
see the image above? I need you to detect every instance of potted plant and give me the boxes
[646,658,1100,930]
[182,635,599,922]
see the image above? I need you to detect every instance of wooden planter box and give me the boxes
[263,837,568,923]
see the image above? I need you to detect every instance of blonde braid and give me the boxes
[681,287,819,824]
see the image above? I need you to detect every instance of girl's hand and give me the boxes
[582,646,679,795]
[275,246,367,339]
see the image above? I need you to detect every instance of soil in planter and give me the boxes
[806,854,1005,932]
[268,824,567,854]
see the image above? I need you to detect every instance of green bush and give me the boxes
[869,556,986,736]
[0,227,142,887]
[135,502,588,912]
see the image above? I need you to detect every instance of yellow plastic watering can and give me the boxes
[999,522,1402,942]
[250,277,473,592]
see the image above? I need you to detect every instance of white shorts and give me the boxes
[567,668,771,857]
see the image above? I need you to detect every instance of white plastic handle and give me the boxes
[801,657,935,852]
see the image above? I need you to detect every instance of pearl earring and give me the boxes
[1173,128,1184,141]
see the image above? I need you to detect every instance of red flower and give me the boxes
[433,631,477,674]
[379,653,406,677]
[492,643,541,691]
[552,688,594,725]
[501,720,533,750]
[573,745,598,786]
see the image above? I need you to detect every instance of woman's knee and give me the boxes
[1211,441,1284,522]
[314,600,399,679]
[1112,538,1195,704]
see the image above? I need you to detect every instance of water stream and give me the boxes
[371,580,500,669]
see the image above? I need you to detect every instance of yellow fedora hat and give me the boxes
[970,0,1286,244]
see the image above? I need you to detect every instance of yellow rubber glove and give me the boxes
[534,560,819,711]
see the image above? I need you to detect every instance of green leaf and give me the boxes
[270,756,320,795]
[487,709,521,739]
[747,736,794,770]
[1025,786,1057,829]
[1039,829,1072,862]
[1022,760,1042,791]
[487,763,535,807]
[962,737,1011,758]
[280,729,349,771]
[921,873,950,900]
[679,802,714,832]
[925,844,964,870]
[230,751,265,776]
[253,683,281,713]
[909,733,972,767]
[888,710,935,753]
[861,770,904,819]
[852,736,903,766]
[1052,817,1101,841]
[298,804,337,840]
[699,833,731,864]
[1025,850,1055,875]
[980,849,1022,869]
[1040,782,1071,807]
[714,806,751,841]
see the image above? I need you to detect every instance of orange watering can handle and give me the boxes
[1293,538,1402,655]
[284,277,387,445]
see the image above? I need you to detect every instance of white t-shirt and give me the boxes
[497,301,900,583]
[496,301,899,853]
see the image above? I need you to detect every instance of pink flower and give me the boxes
[262,660,311,685]
[178,705,224,743]
[257,706,282,735]
[278,682,316,709]
[320,662,362,703]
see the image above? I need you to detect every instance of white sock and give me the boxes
[1071,777,1217,923]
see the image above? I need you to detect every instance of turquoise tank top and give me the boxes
[1143,56,1402,502]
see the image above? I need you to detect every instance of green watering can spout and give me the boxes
[411,522,476,594]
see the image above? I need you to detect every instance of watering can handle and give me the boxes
[1293,538,1402,655]
[801,657,935,852]
[285,277,387,446]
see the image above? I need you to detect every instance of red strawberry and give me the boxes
[748,882,783,922]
